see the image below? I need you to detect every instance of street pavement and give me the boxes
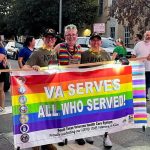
[1,59,150,150]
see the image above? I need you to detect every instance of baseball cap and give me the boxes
[90,32,101,40]
[43,29,56,37]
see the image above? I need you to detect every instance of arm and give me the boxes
[112,52,118,60]
[23,51,40,71]
[54,43,60,54]
[18,48,25,68]
[112,47,119,60]
[18,57,24,68]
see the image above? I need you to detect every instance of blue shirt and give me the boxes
[0,47,6,55]
[18,47,33,65]
[0,47,6,65]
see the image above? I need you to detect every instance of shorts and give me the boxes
[0,63,5,82]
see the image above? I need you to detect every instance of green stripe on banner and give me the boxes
[13,91,133,115]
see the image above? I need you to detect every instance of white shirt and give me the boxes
[132,41,150,71]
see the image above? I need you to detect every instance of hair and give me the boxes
[24,36,34,47]
[116,38,126,49]
[64,24,77,33]
[136,34,142,40]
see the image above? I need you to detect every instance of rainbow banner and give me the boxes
[11,63,147,149]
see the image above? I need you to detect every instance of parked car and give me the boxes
[5,41,23,60]
[76,37,133,58]
[35,39,43,49]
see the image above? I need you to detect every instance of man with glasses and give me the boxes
[24,29,57,71]
[55,24,94,146]
[81,33,112,148]
[55,24,82,65]
[24,29,57,150]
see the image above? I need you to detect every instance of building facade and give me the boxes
[80,0,135,48]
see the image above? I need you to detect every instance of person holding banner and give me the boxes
[132,31,150,100]
[0,37,7,113]
[24,29,57,71]
[81,32,113,148]
[54,24,82,66]
[54,24,91,146]
[24,29,57,150]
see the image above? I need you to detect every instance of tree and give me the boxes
[3,0,97,37]
[0,0,12,35]
[110,0,150,34]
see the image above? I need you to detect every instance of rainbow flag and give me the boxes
[131,61,147,124]
[11,63,146,149]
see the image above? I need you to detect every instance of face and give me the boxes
[144,31,150,42]
[90,37,102,49]
[134,35,139,42]
[115,41,121,46]
[0,54,5,61]
[64,29,78,46]
[44,35,56,48]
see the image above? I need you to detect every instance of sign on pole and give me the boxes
[93,23,105,33]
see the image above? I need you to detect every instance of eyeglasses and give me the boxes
[45,36,55,40]
[65,34,77,37]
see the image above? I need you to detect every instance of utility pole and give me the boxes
[59,0,62,33]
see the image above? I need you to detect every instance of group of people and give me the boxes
[0,23,150,150]
[22,24,113,150]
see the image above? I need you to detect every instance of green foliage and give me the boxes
[110,0,150,34]
[0,0,97,37]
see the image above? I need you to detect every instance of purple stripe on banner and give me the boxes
[133,80,145,85]
[14,108,133,134]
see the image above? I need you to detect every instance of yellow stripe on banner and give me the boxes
[12,83,132,105]
[134,118,147,121]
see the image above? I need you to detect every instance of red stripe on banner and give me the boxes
[11,74,132,95]
[11,66,132,86]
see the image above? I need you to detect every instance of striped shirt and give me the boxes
[58,43,82,65]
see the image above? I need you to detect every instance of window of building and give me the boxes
[110,27,115,39]
[124,26,130,46]
[99,0,103,15]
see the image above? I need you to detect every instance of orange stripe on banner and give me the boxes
[11,66,132,86]
[11,74,132,95]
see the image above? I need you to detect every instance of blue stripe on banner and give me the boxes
[133,95,146,99]
[13,99,133,125]
[134,120,147,123]
[13,107,134,134]
[132,72,145,75]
